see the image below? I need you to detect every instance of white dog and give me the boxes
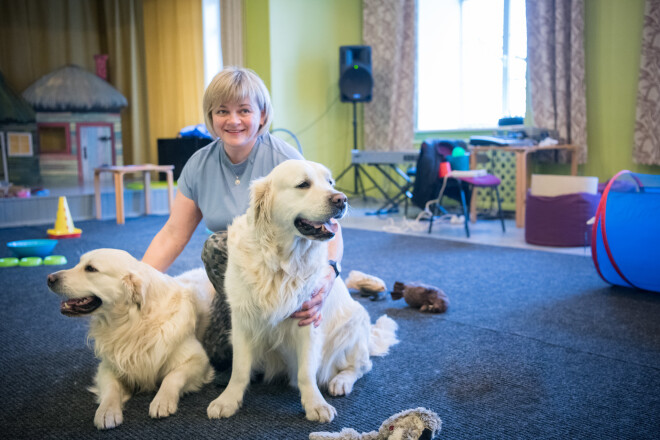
[207,160,398,423]
[47,249,215,430]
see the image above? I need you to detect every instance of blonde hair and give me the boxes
[203,66,273,139]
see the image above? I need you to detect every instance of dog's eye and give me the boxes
[328,179,335,186]
[296,181,310,189]
[84,265,98,273]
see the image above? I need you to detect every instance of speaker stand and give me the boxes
[335,102,369,199]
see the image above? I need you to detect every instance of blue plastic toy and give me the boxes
[7,239,58,258]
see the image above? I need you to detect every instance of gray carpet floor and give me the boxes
[0,215,658,439]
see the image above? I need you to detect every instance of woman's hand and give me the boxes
[290,265,337,327]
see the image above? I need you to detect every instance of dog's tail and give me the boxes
[369,315,399,356]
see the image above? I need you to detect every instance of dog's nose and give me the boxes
[331,192,347,210]
[47,273,58,288]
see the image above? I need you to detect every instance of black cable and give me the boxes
[295,95,340,136]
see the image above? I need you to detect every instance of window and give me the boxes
[38,125,70,154]
[417,0,527,131]
[7,132,33,156]
[202,0,221,87]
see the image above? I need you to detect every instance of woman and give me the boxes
[142,67,343,366]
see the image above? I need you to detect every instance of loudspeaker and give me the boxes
[339,45,373,102]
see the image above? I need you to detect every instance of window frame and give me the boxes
[7,131,34,157]
[37,122,72,157]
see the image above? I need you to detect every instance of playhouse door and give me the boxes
[79,125,113,184]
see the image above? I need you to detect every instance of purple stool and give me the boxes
[525,191,600,246]
[429,174,506,238]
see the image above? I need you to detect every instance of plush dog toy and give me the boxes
[309,407,442,440]
[345,270,387,301]
[391,282,449,313]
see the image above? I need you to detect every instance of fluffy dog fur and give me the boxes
[207,160,398,423]
[47,249,215,430]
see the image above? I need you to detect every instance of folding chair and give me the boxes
[428,173,506,238]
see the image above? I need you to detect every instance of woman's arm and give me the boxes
[290,220,344,327]
[142,191,203,272]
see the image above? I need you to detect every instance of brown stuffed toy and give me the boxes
[391,282,449,313]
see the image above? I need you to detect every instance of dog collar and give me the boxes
[329,260,341,277]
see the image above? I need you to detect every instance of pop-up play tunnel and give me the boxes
[592,170,660,293]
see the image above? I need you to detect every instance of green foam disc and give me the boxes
[0,257,19,267]
[19,257,43,267]
[44,255,68,266]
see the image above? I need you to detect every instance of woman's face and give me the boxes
[212,97,265,150]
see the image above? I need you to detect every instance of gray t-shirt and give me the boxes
[178,133,303,232]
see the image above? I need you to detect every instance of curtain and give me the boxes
[142,0,204,164]
[526,0,588,164]
[220,0,244,67]
[101,0,149,166]
[0,0,148,165]
[633,0,660,165]
[0,0,102,93]
[362,0,416,152]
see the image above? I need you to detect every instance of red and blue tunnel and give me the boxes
[592,170,660,293]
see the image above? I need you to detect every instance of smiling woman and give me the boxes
[141,67,303,272]
[211,99,266,162]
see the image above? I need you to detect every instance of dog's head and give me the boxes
[248,159,347,241]
[46,249,147,317]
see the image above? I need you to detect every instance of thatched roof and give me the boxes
[0,71,36,123]
[22,65,127,113]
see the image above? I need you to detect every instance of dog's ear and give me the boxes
[249,176,273,236]
[122,272,146,308]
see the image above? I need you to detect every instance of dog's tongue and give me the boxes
[60,296,102,315]
[309,220,338,234]
[324,221,339,234]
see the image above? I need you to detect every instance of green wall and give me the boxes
[246,0,660,187]
[584,0,659,180]
[245,0,362,181]
[244,0,272,91]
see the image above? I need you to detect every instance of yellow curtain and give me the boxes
[101,0,150,166]
[143,0,205,163]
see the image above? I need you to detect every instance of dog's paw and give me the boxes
[328,372,357,396]
[207,395,240,419]
[149,392,179,418]
[304,400,337,423]
[94,404,123,430]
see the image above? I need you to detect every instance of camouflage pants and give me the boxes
[201,231,232,370]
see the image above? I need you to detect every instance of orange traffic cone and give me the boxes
[47,196,82,238]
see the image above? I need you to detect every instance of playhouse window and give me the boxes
[7,132,33,156]
[38,125,69,154]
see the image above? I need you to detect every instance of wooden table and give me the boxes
[94,164,175,225]
[468,144,578,228]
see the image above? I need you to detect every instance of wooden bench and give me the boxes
[94,164,174,225]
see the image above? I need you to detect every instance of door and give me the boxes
[79,125,114,184]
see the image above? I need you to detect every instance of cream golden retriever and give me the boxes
[47,249,215,430]
[207,159,398,423]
